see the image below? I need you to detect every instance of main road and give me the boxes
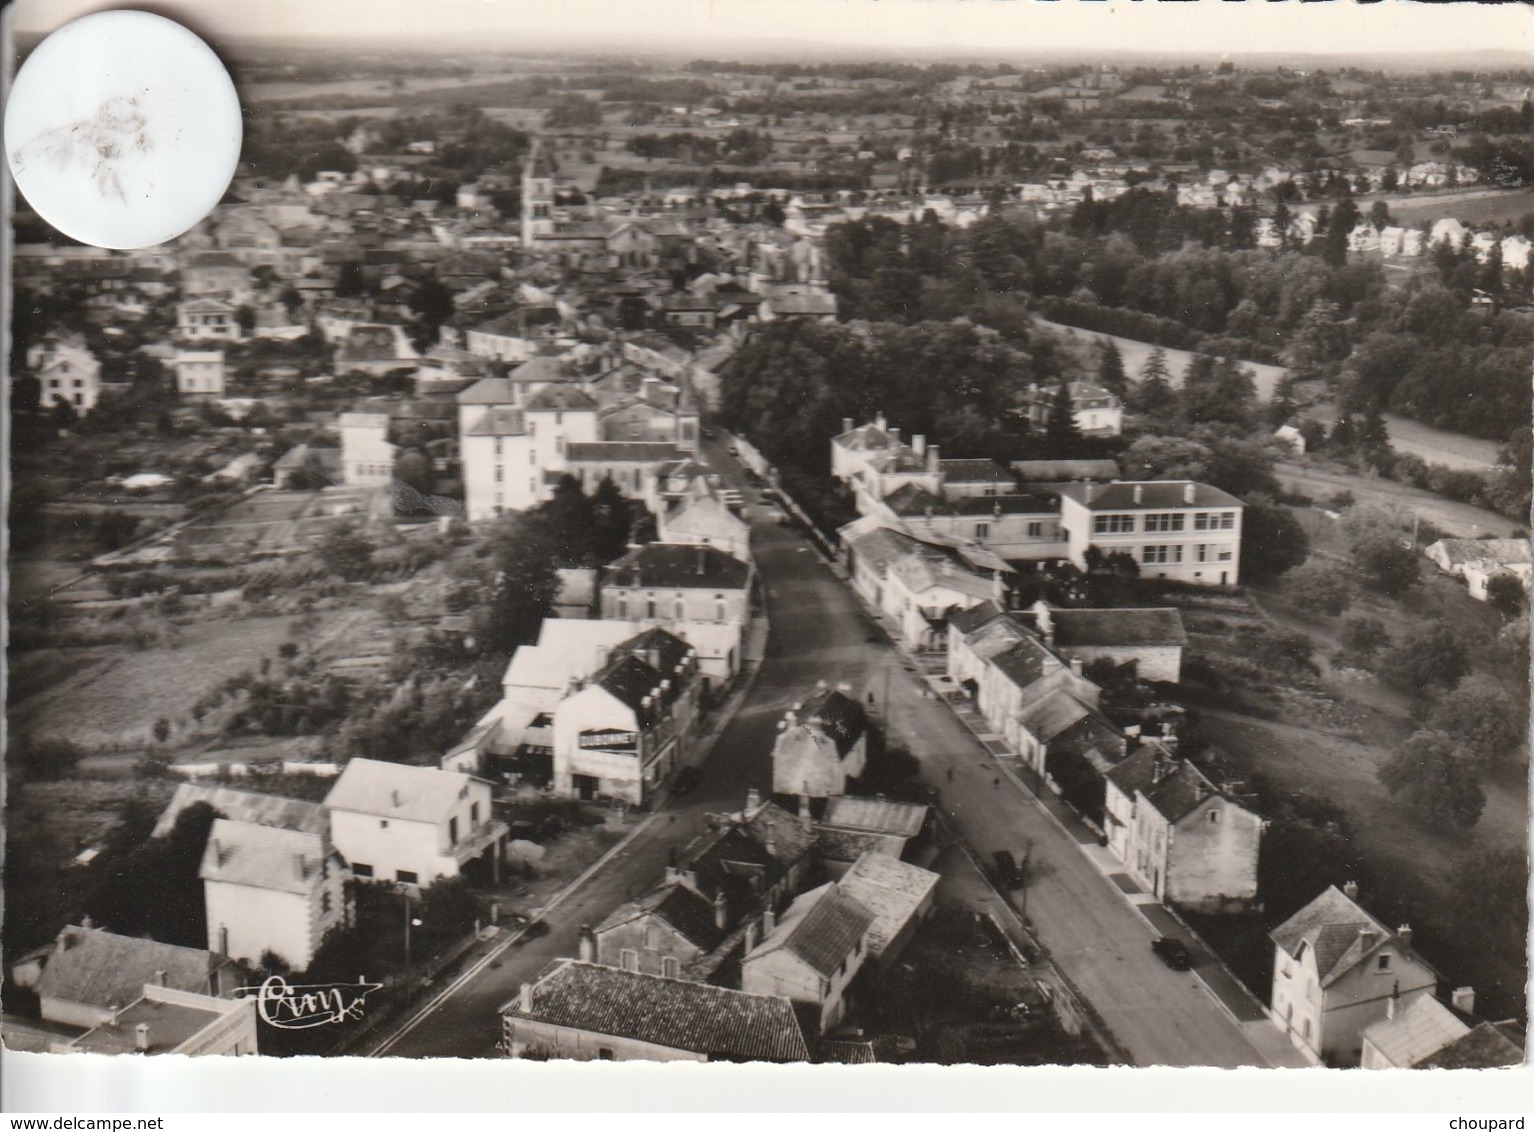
[372,443,1279,1066]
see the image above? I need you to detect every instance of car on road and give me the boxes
[1151,937,1192,970]
[672,765,700,796]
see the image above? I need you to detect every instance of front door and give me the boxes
[572,774,599,801]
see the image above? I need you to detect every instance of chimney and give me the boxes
[696,546,706,577]
[842,417,854,435]
[745,787,761,810]
[519,982,533,1013]
[1343,880,1360,901]
[713,889,728,931]
[1386,984,1399,1019]
[647,644,661,670]
[154,969,167,987]
[927,443,940,475]
[1451,987,1476,1015]
[798,793,813,828]
[1397,924,1413,950]
[912,434,926,457]
[1359,927,1379,952]
[665,865,680,884]
[134,1023,151,1053]
[875,413,886,432]
[763,907,777,934]
[1183,482,1196,505]
[744,919,760,952]
[1084,482,1095,505]
[784,709,798,729]
[577,924,595,963]
[1070,657,1084,677]
[219,926,229,955]
[1133,484,1143,504]
[889,427,901,446]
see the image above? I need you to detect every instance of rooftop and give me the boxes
[325,759,481,824]
[1056,480,1243,512]
[505,959,809,1062]
[151,783,328,840]
[747,883,875,979]
[33,926,227,1011]
[836,853,940,955]
[604,542,752,591]
[200,819,330,896]
[1048,607,1187,648]
[1360,995,1471,1068]
[819,796,928,840]
[1269,885,1432,989]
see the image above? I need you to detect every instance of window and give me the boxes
[1093,514,1134,534]
[379,819,390,829]
[1302,1018,1311,1040]
[1196,544,1209,563]
[353,863,373,879]
[1141,545,1172,564]
[975,522,990,540]
[494,438,502,457]
[396,869,419,885]
[1208,810,1219,823]
[715,597,727,621]
[616,595,628,619]
[528,421,537,438]
[321,890,333,915]
[620,949,639,972]
[1377,954,1392,971]
[471,802,481,827]
[494,466,503,484]
[1198,511,1236,531]
[646,598,657,619]
[529,478,536,494]
[661,957,680,978]
[675,597,686,619]
[983,486,997,497]
[555,411,563,425]
[1027,521,1044,538]
[597,1048,615,1060]
[644,926,659,950]
[529,448,537,465]
[1217,546,1234,562]
[1144,512,1185,533]
[449,817,459,844]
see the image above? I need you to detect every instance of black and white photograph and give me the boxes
[2,0,1530,1098]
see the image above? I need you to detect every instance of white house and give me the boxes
[200,819,349,972]
[29,335,102,415]
[1102,742,1263,913]
[338,412,397,488]
[324,759,508,888]
[1359,992,1475,1069]
[656,488,750,562]
[770,687,869,799]
[834,852,939,969]
[1423,538,1533,601]
[1269,883,1439,1066]
[741,883,875,1034]
[174,350,226,397]
[1056,480,1244,586]
[1022,381,1124,438]
[550,627,702,805]
[1032,601,1187,684]
[176,298,243,343]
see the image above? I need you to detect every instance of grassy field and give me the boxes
[1374,187,1534,228]
[1276,463,1520,539]
[11,615,311,749]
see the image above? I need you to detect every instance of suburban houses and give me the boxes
[7,14,1529,1086]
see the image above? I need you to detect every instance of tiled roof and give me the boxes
[950,493,1059,516]
[812,827,893,864]
[864,446,931,475]
[594,880,728,953]
[1269,885,1425,988]
[749,884,875,978]
[795,689,868,756]
[525,385,597,411]
[456,376,515,405]
[509,356,572,385]
[1360,996,1470,1067]
[1056,480,1243,511]
[1416,1022,1525,1069]
[1428,538,1533,568]
[889,555,996,602]
[1104,744,1224,823]
[152,784,328,840]
[1050,608,1187,648]
[505,959,809,1062]
[1017,690,1093,743]
[819,796,928,839]
[836,853,939,954]
[596,654,668,713]
[949,599,1008,636]
[845,525,925,576]
[200,819,329,896]
[833,423,897,451]
[465,407,528,437]
[34,927,227,1010]
[565,441,684,463]
[883,483,953,517]
[604,542,751,590]
[989,635,1059,689]
[325,758,479,824]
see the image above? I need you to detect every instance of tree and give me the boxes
[393,449,433,495]
[317,522,375,581]
[1427,675,1527,767]
[1486,572,1526,616]
[1452,847,1530,960]
[1284,559,1351,616]
[1379,619,1470,693]
[539,475,598,564]
[1044,382,1082,449]
[1240,500,1310,583]
[1096,339,1127,395]
[84,802,219,945]
[1377,730,1485,830]
[1339,615,1390,664]
[1130,347,1175,414]
[482,518,562,652]
[1348,531,1418,597]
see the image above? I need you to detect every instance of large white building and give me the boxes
[29,335,102,415]
[1056,480,1244,586]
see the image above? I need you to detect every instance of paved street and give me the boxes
[373,446,1289,1065]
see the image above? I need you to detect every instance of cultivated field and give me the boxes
[1371,186,1534,228]
[1037,317,1289,401]
[1275,462,1521,539]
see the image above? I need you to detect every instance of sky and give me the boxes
[9,0,1534,59]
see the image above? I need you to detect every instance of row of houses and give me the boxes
[501,776,940,1062]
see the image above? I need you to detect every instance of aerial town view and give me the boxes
[3,0,1529,1079]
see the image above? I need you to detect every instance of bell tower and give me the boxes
[521,137,555,250]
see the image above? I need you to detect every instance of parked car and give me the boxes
[1151,937,1191,970]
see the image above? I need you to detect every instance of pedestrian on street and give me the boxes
[993,776,1000,787]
